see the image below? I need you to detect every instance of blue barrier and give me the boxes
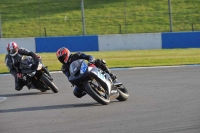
[35,35,99,52]
[162,32,200,49]
[29,32,200,53]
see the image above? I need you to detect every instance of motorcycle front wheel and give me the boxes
[85,80,110,105]
[40,74,59,93]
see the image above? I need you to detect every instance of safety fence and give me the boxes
[0,0,199,38]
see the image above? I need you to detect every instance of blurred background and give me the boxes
[0,0,199,38]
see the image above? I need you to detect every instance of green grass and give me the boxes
[1,48,200,74]
[0,0,200,38]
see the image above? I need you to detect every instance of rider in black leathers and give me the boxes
[5,42,51,91]
[56,47,116,98]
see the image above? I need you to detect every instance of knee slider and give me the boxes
[73,87,85,98]
[15,86,22,91]
[73,91,83,98]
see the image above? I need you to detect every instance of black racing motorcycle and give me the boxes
[19,55,59,93]
[68,59,129,105]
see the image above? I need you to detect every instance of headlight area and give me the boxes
[37,62,43,70]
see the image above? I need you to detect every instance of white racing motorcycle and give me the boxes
[68,59,129,105]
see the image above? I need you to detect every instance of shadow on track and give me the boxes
[0,101,121,114]
[0,92,52,97]
[0,102,102,113]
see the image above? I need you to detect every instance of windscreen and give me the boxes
[69,59,84,76]
[20,56,34,70]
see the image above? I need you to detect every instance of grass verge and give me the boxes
[1,48,200,74]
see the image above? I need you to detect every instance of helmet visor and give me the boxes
[8,48,17,54]
[58,53,70,64]
[58,56,65,64]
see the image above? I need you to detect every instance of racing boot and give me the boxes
[95,59,117,81]
[102,67,117,81]
[15,76,23,91]
[109,73,117,81]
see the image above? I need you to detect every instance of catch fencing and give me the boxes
[0,0,199,38]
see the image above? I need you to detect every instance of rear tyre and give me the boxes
[116,84,129,101]
[40,74,59,93]
[85,80,110,105]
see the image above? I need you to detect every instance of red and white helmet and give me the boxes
[7,42,19,56]
[56,47,71,63]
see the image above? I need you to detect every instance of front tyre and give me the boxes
[85,81,110,105]
[40,74,59,93]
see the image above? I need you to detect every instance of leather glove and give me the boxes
[17,73,22,79]
[88,60,96,67]
[88,59,95,64]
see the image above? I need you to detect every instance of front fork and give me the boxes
[42,66,53,81]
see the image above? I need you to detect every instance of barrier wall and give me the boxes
[0,31,199,54]
[98,33,162,51]
[162,32,200,49]
[35,35,99,52]
[0,38,35,54]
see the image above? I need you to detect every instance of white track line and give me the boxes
[1,65,200,76]
[0,97,7,103]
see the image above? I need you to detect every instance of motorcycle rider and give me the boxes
[56,47,117,98]
[5,42,51,91]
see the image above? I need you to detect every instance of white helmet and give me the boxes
[6,42,19,56]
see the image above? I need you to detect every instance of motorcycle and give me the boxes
[19,55,59,93]
[68,59,129,105]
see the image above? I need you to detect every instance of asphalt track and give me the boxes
[0,66,200,133]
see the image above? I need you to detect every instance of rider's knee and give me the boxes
[15,86,23,91]
[73,87,86,98]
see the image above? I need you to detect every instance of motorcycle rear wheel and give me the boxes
[85,80,110,105]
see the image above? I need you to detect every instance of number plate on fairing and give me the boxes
[97,71,105,80]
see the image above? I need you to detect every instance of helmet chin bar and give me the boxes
[8,48,18,56]
[10,52,18,57]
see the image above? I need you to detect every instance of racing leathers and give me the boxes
[61,52,115,98]
[5,48,41,91]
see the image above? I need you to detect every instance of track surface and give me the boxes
[1,66,200,133]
